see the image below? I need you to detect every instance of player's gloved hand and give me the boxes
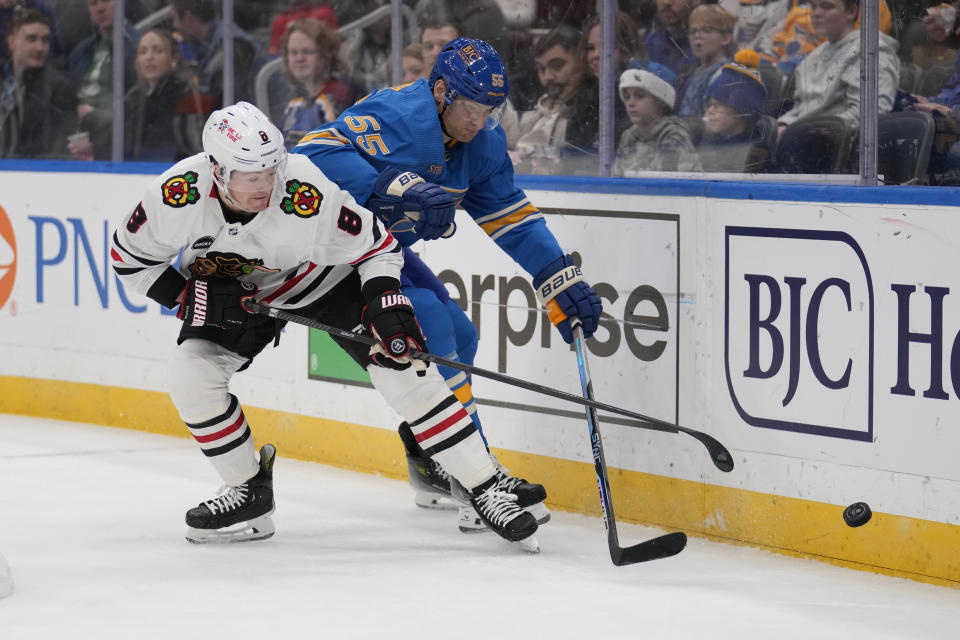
[367,168,456,243]
[533,254,603,344]
[178,277,259,329]
[361,290,428,373]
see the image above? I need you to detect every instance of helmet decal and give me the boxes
[428,37,509,109]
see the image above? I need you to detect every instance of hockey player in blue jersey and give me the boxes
[293,37,603,533]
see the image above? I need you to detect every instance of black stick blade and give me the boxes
[684,430,734,472]
[611,531,687,566]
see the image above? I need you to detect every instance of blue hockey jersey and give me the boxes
[292,78,563,277]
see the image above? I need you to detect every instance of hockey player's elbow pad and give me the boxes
[533,254,603,344]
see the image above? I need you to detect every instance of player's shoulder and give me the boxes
[353,79,432,111]
[147,153,212,211]
[283,153,341,193]
[346,79,437,137]
[270,153,364,222]
[156,153,208,181]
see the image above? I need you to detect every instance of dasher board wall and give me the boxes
[0,163,958,586]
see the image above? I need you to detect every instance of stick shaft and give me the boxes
[251,302,733,472]
[573,325,622,553]
[574,324,688,565]
[249,302,678,433]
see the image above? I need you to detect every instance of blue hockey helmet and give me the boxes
[429,37,508,128]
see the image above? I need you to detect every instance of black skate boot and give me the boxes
[451,476,539,552]
[456,454,550,532]
[489,454,550,524]
[185,443,277,544]
[398,422,456,510]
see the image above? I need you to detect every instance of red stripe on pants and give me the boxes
[193,412,245,444]
[415,409,468,443]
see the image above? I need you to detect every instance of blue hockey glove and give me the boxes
[367,168,456,244]
[533,254,603,344]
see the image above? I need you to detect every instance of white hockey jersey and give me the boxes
[111,153,401,310]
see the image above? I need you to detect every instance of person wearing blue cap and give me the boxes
[698,61,776,173]
[613,60,701,175]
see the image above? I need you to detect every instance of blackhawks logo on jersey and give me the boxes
[188,251,280,278]
[280,179,323,218]
[161,171,200,208]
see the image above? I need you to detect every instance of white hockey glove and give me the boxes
[366,168,456,245]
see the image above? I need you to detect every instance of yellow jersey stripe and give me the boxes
[298,129,349,144]
[480,203,541,238]
[475,197,532,224]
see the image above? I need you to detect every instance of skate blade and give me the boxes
[186,515,276,544]
[526,502,551,525]
[414,491,459,510]
[516,535,540,554]
[458,525,492,534]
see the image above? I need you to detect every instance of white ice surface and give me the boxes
[0,414,956,639]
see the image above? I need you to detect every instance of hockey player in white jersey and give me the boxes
[110,102,538,550]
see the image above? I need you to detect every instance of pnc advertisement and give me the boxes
[0,204,16,313]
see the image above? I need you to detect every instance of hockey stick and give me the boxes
[248,302,733,472]
[572,323,687,565]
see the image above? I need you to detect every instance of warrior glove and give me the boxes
[362,290,428,373]
[367,168,456,244]
[533,254,603,344]
[178,277,259,329]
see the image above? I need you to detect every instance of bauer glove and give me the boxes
[178,277,259,330]
[361,290,428,372]
[367,168,456,244]
[533,254,603,344]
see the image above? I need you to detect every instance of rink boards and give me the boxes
[0,163,959,586]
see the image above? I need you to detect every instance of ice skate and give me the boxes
[398,421,457,510]
[451,476,539,552]
[185,444,277,544]
[489,453,550,524]
[455,454,550,535]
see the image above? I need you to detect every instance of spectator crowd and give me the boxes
[1,0,959,183]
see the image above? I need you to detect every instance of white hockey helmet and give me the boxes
[202,101,286,209]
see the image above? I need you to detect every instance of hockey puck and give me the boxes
[842,502,872,527]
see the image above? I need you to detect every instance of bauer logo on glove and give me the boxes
[537,264,582,301]
[533,254,603,345]
[383,171,423,195]
[366,168,456,245]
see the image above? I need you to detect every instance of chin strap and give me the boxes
[437,103,454,141]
